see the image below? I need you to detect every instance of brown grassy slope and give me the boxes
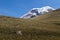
[0,9,60,32]
[0,9,60,40]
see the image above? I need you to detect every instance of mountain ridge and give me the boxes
[20,6,55,19]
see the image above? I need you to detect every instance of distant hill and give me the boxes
[0,9,60,40]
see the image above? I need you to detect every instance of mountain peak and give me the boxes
[20,6,55,19]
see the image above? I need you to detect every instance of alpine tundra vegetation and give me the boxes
[0,8,60,40]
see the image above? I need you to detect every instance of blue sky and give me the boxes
[0,0,60,18]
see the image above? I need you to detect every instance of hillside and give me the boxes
[0,9,60,40]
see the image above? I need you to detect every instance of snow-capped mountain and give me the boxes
[20,6,55,19]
